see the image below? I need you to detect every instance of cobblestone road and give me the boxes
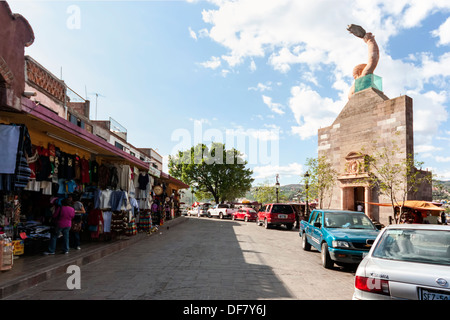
[5,216,356,300]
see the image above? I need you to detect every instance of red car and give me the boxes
[256,203,295,230]
[232,207,257,222]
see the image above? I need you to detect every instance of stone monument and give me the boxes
[316,25,431,226]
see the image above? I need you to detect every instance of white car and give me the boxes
[353,224,450,300]
[206,204,237,219]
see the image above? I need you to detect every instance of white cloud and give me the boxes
[262,95,284,115]
[196,0,450,150]
[226,125,280,142]
[406,89,449,152]
[253,162,304,180]
[436,156,450,163]
[188,27,197,40]
[432,16,450,46]
[199,56,221,69]
[249,59,256,72]
[288,84,342,140]
[248,82,272,92]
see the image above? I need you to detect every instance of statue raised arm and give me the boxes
[347,24,379,99]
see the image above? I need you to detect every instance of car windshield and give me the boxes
[372,228,450,266]
[271,205,293,214]
[324,212,376,230]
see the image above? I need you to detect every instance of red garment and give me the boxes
[80,158,90,184]
[88,208,103,239]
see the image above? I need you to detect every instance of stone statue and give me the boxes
[347,24,379,99]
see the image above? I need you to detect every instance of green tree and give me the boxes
[303,156,338,209]
[168,142,254,204]
[362,139,432,223]
[254,181,276,204]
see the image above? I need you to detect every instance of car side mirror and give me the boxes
[314,222,321,228]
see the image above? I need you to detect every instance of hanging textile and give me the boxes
[0,124,21,174]
[0,124,32,192]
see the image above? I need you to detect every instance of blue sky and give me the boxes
[7,0,450,186]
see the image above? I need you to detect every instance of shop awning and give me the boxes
[367,200,444,213]
[159,172,189,189]
[1,98,150,171]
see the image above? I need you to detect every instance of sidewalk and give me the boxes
[0,216,187,299]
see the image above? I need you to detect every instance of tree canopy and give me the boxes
[168,142,254,204]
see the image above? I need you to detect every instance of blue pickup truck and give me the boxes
[300,209,380,269]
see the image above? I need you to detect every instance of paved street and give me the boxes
[5,216,356,300]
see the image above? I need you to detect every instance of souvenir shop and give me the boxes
[0,119,182,270]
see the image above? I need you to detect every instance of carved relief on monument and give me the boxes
[341,152,367,178]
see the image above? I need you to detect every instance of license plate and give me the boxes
[278,214,287,219]
[420,288,450,300]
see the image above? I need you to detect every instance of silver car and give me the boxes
[353,224,450,300]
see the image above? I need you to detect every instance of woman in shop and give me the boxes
[44,198,75,255]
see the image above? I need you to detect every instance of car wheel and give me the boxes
[321,243,334,269]
[302,233,311,251]
[285,223,293,230]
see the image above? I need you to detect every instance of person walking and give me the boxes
[44,198,75,255]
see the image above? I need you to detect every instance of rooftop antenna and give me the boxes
[88,91,106,120]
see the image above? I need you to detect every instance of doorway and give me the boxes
[342,186,365,211]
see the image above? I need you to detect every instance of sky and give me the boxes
[6,0,450,187]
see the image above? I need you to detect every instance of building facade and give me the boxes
[318,86,431,226]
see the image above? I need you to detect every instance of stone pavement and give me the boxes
[0,216,186,299]
[2,216,356,300]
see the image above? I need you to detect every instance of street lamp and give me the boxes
[275,174,280,203]
[304,171,310,218]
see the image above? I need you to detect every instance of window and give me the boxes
[323,212,375,229]
[115,141,124,150]
[313,212,322,226]
[372,229,450,265]
[271,204,294,214]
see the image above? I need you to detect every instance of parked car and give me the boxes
[353,224,450,300]
[232,208,257,222]
[300,209,380,269]
[256,203,295,230]
[180,207,189,216]
[207,203,237,219]
[188,203,211,217]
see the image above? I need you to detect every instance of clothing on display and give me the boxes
[1,122,184,264]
